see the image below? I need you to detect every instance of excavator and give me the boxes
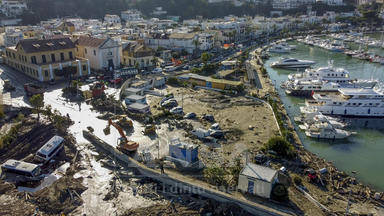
[107,119,139,154]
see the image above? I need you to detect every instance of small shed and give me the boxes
[237,163,278,199]
[125,94,146,105]
[127,103,150,113]
[168,138,198,164]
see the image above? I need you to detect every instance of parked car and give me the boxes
[160,95,174,104]
[161,99,178,108]
[152,67,163,74]
[184,112,196,119]
[202,114,215,122]
[110,77,123,85]
[182,65,190,70]
[210,123,220,130]
[86,76,97,83]
[164,66,177,72]
[209,129,224,139]
[170,106,183,115]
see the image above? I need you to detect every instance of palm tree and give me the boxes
[192,39,201,56]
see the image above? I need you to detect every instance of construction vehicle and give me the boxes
[116,115,133,130]
[108,119,139,153]
[24,83,45,96]
[90,82,105,98]
[143,124,156,135]
[3,80,15,91]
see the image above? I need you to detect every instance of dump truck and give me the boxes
[24,83,45,96]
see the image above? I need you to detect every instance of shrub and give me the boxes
[166,77,180,86]
[293,175,302,186]
[264,136,296,159]
[203,166,228,186]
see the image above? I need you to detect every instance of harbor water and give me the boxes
[265,41,384,190]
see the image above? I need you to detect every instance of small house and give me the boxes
[237,163,279,199]
[127,103,150,113]
[168,138,198,164]
[125,94,146,105]
[125,87,144,96]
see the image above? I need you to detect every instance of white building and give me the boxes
[152,7,167,16]
[316,0,344,5]
[0,0,27,17]
[76,36,121,71]
[3,26,23,47]
[104,14,121,25]
[145,32,198,54]
[237,163,279,199]
[121,10,143,22]
[198,33,214,51]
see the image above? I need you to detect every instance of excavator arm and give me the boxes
[108,119,128,143]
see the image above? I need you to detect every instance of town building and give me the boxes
[122,42,155,69]
[75,36,121,71]
[145,32,198,54]
[104,14,121,26]
[4,37,89,82]
[121,10,143,22]
[198,33,215,51]
[0,0,27,17]
[237,163,279,199]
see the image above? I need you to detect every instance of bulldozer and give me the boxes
[106,119,139,154]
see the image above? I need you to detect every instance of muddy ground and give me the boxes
[147,86,279,168]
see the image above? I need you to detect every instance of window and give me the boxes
[51,54,55,62]
[85,48,87,54]
[83,65,86,71]
[69,51,73,59]
[60,53,64,61]
[93,50,96,55]
[42,55,46,63]
[45,70,49,77]
[31,56,37,64]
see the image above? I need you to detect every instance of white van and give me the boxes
[35,136,65,163]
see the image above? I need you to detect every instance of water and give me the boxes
[265,41,384,191]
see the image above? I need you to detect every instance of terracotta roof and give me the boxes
[17,38,75,53]
[76,36,106,48]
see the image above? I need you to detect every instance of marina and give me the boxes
[266,40,384,190]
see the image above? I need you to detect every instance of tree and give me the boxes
[264,136,296,159]
[29,94,44,123]
[151,57,159,67]
[192,39,201,56]
[201,52,211,65]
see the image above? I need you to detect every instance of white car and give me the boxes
[170,106,183,115]
[164,66,176,72]
[152,67,163,74]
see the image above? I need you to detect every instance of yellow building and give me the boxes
[56,21,75,34]
[122,42,154,69]
[4,37,90,82]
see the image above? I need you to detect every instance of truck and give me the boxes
[24,83,45,96]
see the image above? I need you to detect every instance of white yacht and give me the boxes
[268,44,291,53]
[271,58,316,69]
[283,66,377,96]
[297,112,347,129]
[301,86,384,117]
[304,122,352,140]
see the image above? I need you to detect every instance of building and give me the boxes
[178,73,243,90]
[104,14,121,25]
[55,21,75,34]
[76,36,121,71]
[237,163,279,199]
[0,0,27,17]
[168,138,199,166]
[125,94,146,105]
[145,33,198,54]
[122,42,155,69]
[4,38,89,82]
[121,10,143,22]
[3,26,23,47]
[198,33,215,51]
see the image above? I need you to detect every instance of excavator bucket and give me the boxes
[103,126,111,135]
